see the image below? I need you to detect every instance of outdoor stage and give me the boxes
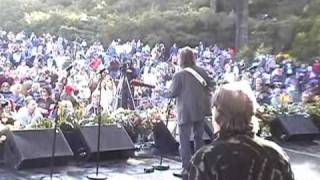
[0,139,319,180]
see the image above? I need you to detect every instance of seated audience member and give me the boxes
[10,83,24,110]
[0,81,13,99]
[188,83,294,180]
[0,99,10,143]
[15,97,43,129]
[61,85,79,107]
[85,92,102,117]
[1,99,17,126]
[37,86,55,118]
[254,78,270,104]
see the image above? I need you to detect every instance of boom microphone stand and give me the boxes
[42,65,73,180]
[87,68,107,180]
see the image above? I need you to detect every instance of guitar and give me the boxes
[130,79,155,89]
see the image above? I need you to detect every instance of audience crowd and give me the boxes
[0,30,319,138]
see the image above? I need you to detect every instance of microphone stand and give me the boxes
[42,70,72,180]
[87,71,107,180]
[152,98,173,171]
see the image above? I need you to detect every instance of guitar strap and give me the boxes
[184,67,207,87]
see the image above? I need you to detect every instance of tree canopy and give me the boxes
[0,0,319,61]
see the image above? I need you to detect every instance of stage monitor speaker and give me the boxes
[153,121,179,154]
[4,128,73,169]
[64,124,135,161]
[0,144,4,166]
[271,115,320,141]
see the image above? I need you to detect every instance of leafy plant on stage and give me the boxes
[256,102,307,138]
[110,108,154,142]
[277,103,306,116]
[30,118,53,129]
[139,108,161,133]
[58,101,86,131]
[275,93,305,115]
[91,112,115,126]
[305,96,320,127]
[256,105,277,138]
[104,108,165,143]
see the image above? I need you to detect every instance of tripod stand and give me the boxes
[87,70,108,180]
[113,68,136,110]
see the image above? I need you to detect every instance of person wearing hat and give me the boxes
[61,85,79,107]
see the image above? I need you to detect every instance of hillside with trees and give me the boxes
[0,0,319,61]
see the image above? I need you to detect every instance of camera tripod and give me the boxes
[113,69,136,110]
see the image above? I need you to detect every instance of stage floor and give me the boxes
[0,140,319,180]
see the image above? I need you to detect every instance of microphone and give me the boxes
[66,64,73,72]
[97,67,106,75]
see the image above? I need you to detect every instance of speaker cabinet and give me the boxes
[4,128,73,169]
[154,119,214,155]
[63,124,135,161]
[153,121,179,154]
[271,115,320,141]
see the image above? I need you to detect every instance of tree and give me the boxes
[211,0,228,13]
[235,0,249,52]
[0,0,25,30]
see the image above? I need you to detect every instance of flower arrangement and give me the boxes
[57,101,88,130]
[90,112,114,126]
[256,105,277,138]
[110,108,163,142]
[30,100,86,130]
[28,101,175,143]
[278,93,291,112]
[256,102,307,138]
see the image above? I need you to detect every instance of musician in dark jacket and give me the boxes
[188,84,294,180]
[162,47,213,178]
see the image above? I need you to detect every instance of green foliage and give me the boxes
[0,0,319,61]
[302,0,320,17]
[249,0,276,17]
[305,97,320,123]
[256,43,272,55]
[30,119,53,129]
[291,15,320,61]
[0,0,26,30]
[92,113,115,125]
[257,103,310,137]
[235,46,254,61]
